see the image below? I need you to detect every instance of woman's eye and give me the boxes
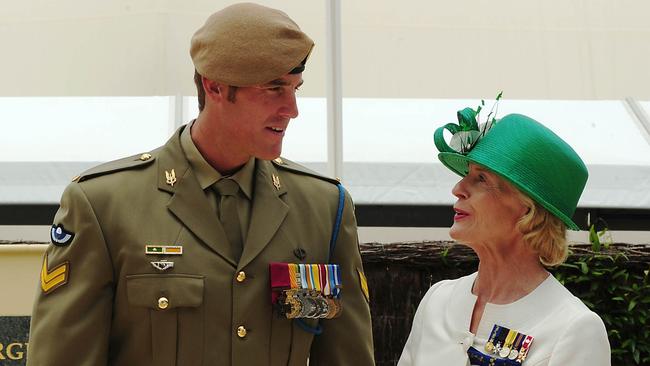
[478,174,486,182]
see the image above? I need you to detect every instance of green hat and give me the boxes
[190,3,314,87]
[434,110,588,230]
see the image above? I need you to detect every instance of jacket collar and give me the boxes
[157,126,288,268]
[238,159,288,269]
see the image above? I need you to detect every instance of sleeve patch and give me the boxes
[41,256,69,294]
[357,268,370,303]
[50,224,75,246]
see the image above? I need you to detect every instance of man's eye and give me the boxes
[478,174,486,182]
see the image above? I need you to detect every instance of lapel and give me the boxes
[238,160,289,269]
[157,127,238,267]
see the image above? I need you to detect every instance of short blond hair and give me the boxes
[515,191,568,266]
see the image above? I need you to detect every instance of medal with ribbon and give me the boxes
[270,262,343,319]
[469,324,534,366]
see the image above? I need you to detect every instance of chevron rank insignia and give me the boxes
[50,224,75,246]
[357,268,370,303]
[41,256,69,294]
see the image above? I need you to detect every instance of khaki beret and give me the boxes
[190,2,314,87]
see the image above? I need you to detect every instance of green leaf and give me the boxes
[622,339,633,348]
[560,263,580,270]
[613,269,628,279]
[589,225,601,251]
[629,300,638,311]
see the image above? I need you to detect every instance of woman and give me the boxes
[398,110,610,366]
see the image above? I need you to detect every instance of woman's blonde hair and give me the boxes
[514,190,568,266]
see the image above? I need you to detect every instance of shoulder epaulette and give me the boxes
[72,152,156,183]
[271,157,340,185]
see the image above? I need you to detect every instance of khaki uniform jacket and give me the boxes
[28,126,375,366]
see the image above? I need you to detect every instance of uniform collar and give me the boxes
[156,130,288,269]
[228,157,255,200]
[180,120,254,200]
[180,120,221,189]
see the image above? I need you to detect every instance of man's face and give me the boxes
[218,73,303,162]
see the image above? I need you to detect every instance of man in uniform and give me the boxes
[27,3,374,365]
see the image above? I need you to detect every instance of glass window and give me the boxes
[0,97,171,162]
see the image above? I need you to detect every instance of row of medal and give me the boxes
[467,324,534,365]
[269,263,343,319]
[278,288,342,319]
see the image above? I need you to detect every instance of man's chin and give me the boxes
[257,151,282,161]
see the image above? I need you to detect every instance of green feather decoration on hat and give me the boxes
[445,91,503,154]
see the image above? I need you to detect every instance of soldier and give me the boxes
[27,3,374,365]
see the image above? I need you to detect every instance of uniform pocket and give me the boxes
[126,274,205,366]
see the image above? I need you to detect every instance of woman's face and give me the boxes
[450,163,529,247]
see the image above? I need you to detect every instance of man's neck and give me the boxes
[191,114,248,175]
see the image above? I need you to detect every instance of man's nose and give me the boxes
[280,91,299,119]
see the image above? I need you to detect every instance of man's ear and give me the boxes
[202,77,224,101]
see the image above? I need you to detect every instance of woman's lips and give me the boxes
[453,208,470,221]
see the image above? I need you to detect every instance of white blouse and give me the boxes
[398,272,610,366]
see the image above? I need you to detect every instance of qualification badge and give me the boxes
[269,263,343,319]
[165,169,177,187]
[469,324,534,365]
[50,224,75,246]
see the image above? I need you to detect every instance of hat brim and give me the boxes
[438,152,580,230]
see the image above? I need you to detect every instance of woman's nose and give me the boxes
[452,178,469,199]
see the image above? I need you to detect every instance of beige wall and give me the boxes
[0,245,46,316]
[2,0,650,98]
[1,0,328,97]
[341,0,650,99]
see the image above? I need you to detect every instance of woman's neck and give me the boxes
[468,239,549,334]
[473,255,549,304]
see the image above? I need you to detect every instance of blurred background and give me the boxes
[2,0,649,239]
[1,1,649,364]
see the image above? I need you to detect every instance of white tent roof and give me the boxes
[2,97,650,208]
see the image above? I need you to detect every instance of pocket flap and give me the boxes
[126,274,204,309]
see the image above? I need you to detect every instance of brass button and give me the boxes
[273,157,284,165]
[158,297,169,310]
[237,325,247,338]
[236,271,246,282]
[139,153,152,161]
